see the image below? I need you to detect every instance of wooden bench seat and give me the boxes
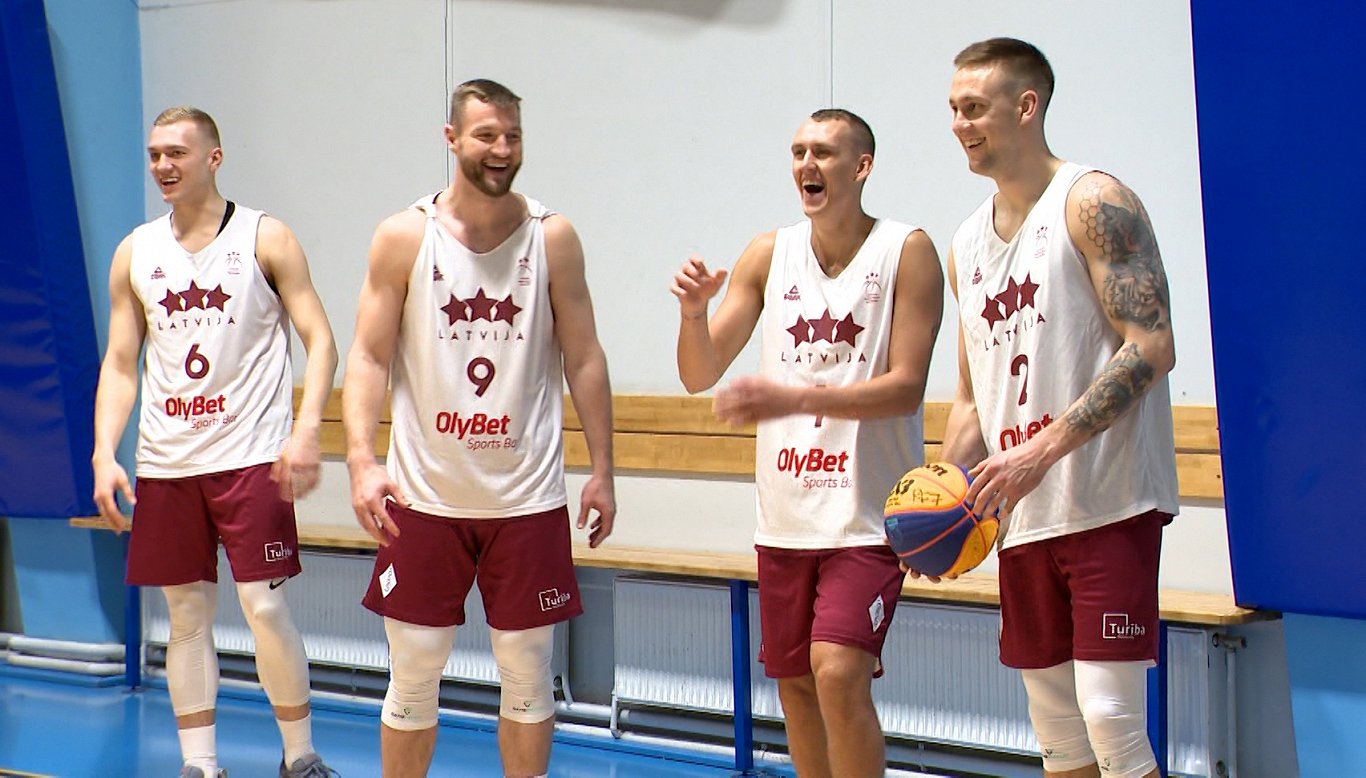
[289,524,1267,627]
[303,390,1226,500]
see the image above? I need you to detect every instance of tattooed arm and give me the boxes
[963,172,1175,519]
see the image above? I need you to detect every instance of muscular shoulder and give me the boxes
[255,214,301,256]
[730,229,778,292]
[1064,171,1157,262]
[371,208,426,257]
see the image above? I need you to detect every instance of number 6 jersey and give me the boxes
[953,163,1178,549]
[385,194,567,519]
[130,204,293,478]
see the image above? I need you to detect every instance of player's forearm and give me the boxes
[92,364,139,463]
[341,352,389,467]
[1049,338,1170,458]
[676,317,724,393]
[793,369,926,420]
[940,398,988,467]
[565,348,614,477]
[294,330,339,432]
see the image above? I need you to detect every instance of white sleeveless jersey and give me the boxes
[754,219,925,548]
[129,205,293,477]
[952,163,1179,549]
[386,193,567,518]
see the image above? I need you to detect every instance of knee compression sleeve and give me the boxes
[1021,661,1096,772]
[236,579,311,708]
[1074,660,1158,778]
[381,618,457,731]
[489,626,556,724]
[163,582,219,717]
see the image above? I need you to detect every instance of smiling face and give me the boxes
[147,120,221,205]
[790,117,871,217]
[949,62,1051,180]
[447,98,522,198]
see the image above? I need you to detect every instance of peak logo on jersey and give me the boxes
[980,273,1040,329]
[516,257,533,287]
[539,588,572,611]
[433,266,445,281]
[225,252,243,275]
[786,308,864,347]
[784,285,801,301]
[439,286,522,326]
[151,266,166,280]
[863,272,882,304]
[157,281,232,316]
[971,266,983,285]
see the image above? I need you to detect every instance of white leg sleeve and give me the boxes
[1075,660,1159,778]
[1021,661,1096,772]
[163,581,219,717]
[489,625,556,725]
[236,579,311,708]
[382,617,457,731]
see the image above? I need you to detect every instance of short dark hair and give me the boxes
[809,108,875,157]
[153,106,221,147]
[449,79,521,129]
[954,37,1055,111]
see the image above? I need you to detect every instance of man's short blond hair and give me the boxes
[153,106,221,148]
[448,79,521,130]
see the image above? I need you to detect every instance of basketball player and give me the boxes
[91,107,339,778]
[937,39,1179,778]
[343,79,615,778]
[671,110,943,778]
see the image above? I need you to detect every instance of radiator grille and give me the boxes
[611,577,1226,775]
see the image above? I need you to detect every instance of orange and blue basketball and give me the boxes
[883,462,998,577]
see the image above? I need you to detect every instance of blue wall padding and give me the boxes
[1191,2,1366,618]
[0,0,99,518]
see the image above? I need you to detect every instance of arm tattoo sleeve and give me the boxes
[1078,180,1172,333]
[1064,342,1156,436]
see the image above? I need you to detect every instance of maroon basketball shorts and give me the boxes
[998,510,1172,669]
[362,503,583,631]
[127,462,302,586]
[756,544,907,679]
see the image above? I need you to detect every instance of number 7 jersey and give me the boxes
[130,205,293,478]
[385,194,567,519]
[953,163,1178,549]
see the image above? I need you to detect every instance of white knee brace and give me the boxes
[236,579,311,708]
[489,625,556,725]
[1021,661,1095,772]
[381,618,457,731]
[163,582,219,717]
[1074,660,1158,778]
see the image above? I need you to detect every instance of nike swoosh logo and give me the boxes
[268,577,287,590]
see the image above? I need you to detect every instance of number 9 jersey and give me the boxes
[129,205,293,478]
[385,194,567,519]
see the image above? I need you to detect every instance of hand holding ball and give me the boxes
[884,462,999,578]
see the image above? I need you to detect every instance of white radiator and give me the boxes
[611,576,1228,777]
[142,549,563,688]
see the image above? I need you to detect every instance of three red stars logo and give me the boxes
[787,308,864,347]
[980,273,1039,328]
[440,287,521,326]
[158,282,232,316]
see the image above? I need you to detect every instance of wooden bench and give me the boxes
[304,390,1227,500]
[293,523,1261,627]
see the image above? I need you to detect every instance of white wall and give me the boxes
[142,0,1230,593]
